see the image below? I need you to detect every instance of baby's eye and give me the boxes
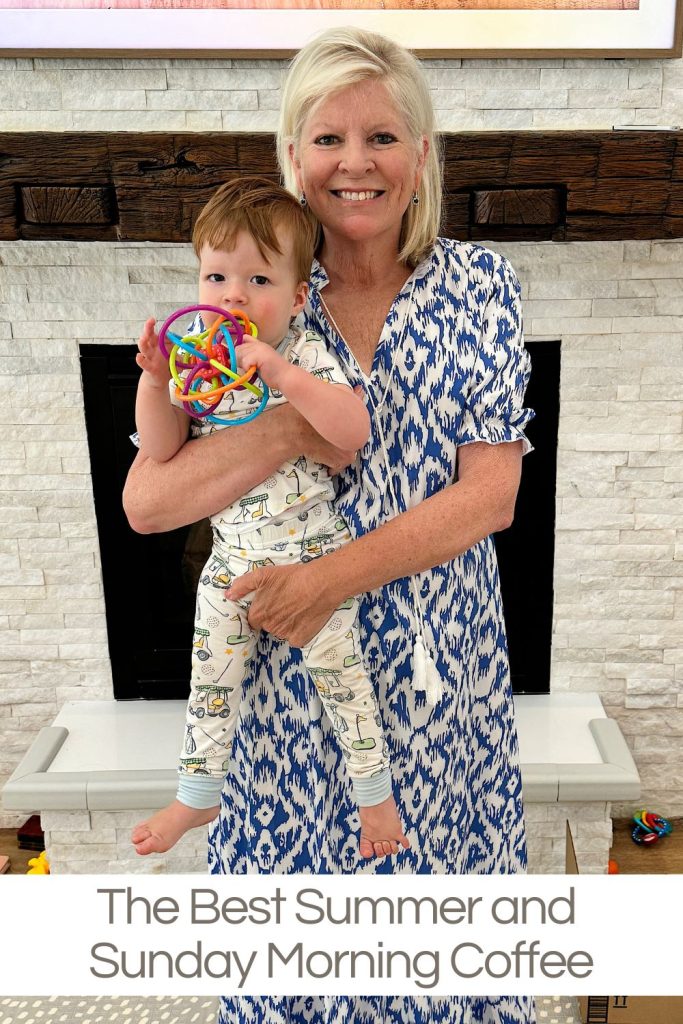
[250,275,270,286]
[207,273,224,283]
[314,134,338,146]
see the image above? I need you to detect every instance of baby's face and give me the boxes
[197,228,307,346]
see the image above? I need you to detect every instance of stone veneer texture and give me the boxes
[0,54,681,132]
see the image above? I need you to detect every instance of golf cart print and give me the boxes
[239,492,271,521]
[189,683,234,718]
[200,555,234,590]
[193,627,212,661]
[310,667,355,703]
[179,756,209,775]
[300,532,341,562]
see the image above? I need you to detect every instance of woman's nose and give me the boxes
[338,140,374,176]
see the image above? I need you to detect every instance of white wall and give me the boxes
[1,53,682,827]
[0,54,681,133]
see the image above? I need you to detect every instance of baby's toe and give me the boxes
[359,836,375,860]
[132,829,158,856]
[133,836,159,857]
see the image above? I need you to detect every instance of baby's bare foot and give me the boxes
[358,796,410,860]
[131,800,219,856]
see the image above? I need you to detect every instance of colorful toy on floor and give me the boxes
[26,850,50,874]
[607,858,619,874]
[157,304,269,426]
[631,809,672,846]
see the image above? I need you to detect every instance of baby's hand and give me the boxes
[136,317,169,390]
[237,339,289,389]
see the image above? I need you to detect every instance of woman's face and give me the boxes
[290,79,427,251]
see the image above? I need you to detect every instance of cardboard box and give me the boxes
[578,997,683,1024]
[568,828,683,1024]
[566,820,579,874]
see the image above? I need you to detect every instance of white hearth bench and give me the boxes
[3,693,639,875]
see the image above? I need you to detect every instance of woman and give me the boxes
[123,26,535,1024]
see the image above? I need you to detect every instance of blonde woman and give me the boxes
[124,26,535,1024]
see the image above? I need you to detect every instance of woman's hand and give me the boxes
[225,560,337,648]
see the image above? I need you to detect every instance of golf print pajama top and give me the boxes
[173,325,392,813]
[211,239,536,1024]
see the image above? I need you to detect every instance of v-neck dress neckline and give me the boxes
[308,256,430,384]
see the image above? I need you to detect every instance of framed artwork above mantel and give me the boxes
[0,0,681,59]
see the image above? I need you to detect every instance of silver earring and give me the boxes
[412,191,420,206]
[299,192,307,207]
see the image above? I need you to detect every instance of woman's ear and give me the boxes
[289,142,303,193]
[415,135,429,191]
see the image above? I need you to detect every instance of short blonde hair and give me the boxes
[192,175,316,285]
[277,27,442,268]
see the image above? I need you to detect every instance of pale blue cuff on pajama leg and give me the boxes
[178,769,393,809]
[352,768,393,807]
[176,773,224,809]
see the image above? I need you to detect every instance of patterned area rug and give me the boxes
[0,996,580,1023]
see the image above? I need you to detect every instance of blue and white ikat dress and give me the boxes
[211,239,535,1024]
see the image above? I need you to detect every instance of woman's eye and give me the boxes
[207,273,224,283]
[314,134,338,146]
[251,275,270,286]
[373,133,397,145]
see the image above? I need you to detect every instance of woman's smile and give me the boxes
[332,190,384,202]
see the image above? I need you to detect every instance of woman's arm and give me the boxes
[123,402,356,534]
[225,439,524,647]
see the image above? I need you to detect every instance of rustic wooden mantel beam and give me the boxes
[1,130,681,243]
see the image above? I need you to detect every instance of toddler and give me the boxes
[130,177,409,861]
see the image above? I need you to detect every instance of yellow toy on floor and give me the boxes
[26,851,50,874]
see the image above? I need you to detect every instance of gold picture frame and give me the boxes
[0,0,681,58]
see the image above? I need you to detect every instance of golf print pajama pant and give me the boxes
[179,507,390,803]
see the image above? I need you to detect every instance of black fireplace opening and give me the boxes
[80,340,559,700]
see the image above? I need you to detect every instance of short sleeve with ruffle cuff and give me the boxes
[457,255,535,455]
